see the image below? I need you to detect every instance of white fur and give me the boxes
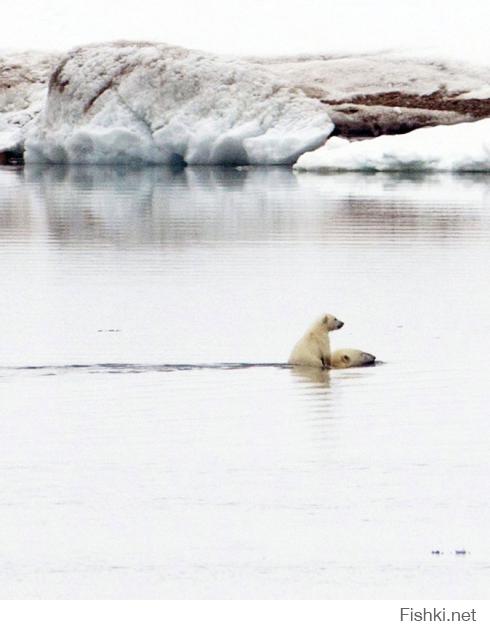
[330,348,376,368]
[288,313,343,367]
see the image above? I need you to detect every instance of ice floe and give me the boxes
[294,119,490,172]
[24,42,332,165]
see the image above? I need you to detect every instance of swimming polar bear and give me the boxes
[288,313,344,367]
[330,348,376,368]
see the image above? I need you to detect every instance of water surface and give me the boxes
[1,165,489,598]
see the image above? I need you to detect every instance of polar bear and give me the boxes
[330,348,376,368]
[288,313,344,367]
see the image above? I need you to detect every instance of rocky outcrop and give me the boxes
[324,91,490,138]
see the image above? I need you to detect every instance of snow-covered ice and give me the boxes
[1,44,489,165]
[294,119,490,172]
[0,50,60,155]
[24,42,332,165]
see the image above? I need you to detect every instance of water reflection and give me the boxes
[0,165,488,246]
[290,365,332,386]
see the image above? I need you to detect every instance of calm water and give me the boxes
[1,165,489,598]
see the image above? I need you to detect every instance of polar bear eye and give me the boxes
[343,355,350,363]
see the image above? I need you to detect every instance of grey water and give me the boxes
[1,165,489,599]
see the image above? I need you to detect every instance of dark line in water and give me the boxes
[0,361,381,378]
[4,362,292,374]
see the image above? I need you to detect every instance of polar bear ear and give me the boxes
[322,315,330,325]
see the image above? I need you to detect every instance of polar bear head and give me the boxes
[330,348,376,368]
[318,313,344,332]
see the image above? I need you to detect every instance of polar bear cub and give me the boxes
[289,313,344,367]
[330,348,376,368]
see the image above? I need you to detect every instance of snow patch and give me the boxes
[294,119,490,172]
[25,42,333,165]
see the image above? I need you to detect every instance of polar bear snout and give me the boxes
[321,313,344,331]
[362,352,376,364]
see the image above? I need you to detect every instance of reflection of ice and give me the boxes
[0,165,488,246]
[296,169,490,206]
